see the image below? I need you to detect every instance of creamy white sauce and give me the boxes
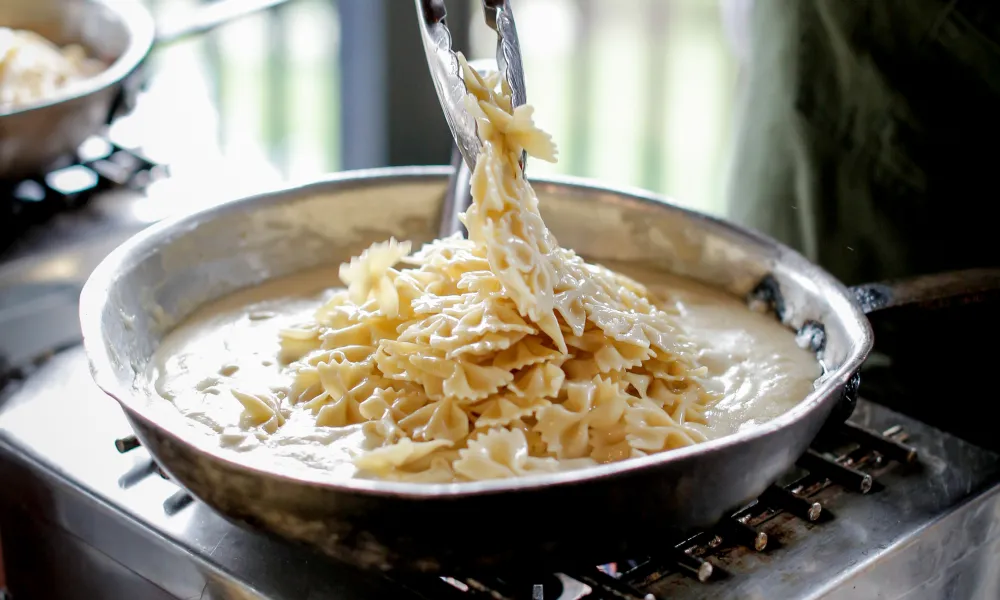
[642,270,821,438]
[145,265,821,481]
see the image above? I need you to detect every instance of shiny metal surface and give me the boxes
[482,0,526,113]
[416,0,527,174]
[2,347,999,599]
[0,0,153,179]
[480,0,527,172]
[440,58,497,238]
[79,167,872,571]
[441,145,471,237]
[416,0,484,173]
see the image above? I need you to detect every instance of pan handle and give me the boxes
[821,268,1000,432]
[153,0,295,47]
[849,268,1000,317]
[845,268,1000,448]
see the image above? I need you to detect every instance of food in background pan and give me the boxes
[0,27,105,111]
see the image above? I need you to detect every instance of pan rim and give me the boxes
[0,0,155,118]
[80,165,873,498]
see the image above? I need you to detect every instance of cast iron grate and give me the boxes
[0,135,164,256]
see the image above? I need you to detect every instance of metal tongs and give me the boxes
[416,0,527,237]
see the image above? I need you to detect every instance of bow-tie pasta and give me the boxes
[148,53,821,485]
[257,53,719,482]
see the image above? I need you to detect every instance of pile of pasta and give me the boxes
[0,28,104,111]
[268,55,719,482]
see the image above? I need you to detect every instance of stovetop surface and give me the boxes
[1,343,999,600]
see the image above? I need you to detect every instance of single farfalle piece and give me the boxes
[289,345,382,427]
[469,393,551,429]
[453,427,560,480]
[231,388,286,434]
[624,398,707,453]
[312,290,356,329]
[503,104,558,162]
[338,238,412,318]
[508,361,565,399]
[375,340,437,380]
[314,394,366,428]
[278,321,323,363]
[411,237,490,282]
[564,329,655,374]
[442,361,515,402]
[644,377,712,426]
[361,407,407,446]
[456,268,505,298]
[358,387,428,422]
[353,438,452,476]
[446,294,536,337]
[492,335,563,371]
[533,376,630,460]
[447,330,528,360]
[319,320,391,350]
[381,453,458,483]
[398,398,470,443]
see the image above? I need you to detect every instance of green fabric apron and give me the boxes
[727,0,1000,286]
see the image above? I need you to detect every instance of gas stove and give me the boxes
[1,140,999,600]
[1,346,998,600]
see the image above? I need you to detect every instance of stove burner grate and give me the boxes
[111,422,918,600]
[0,135,164,255]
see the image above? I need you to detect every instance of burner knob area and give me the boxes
[716,517,768,552]
[672,551,713,583]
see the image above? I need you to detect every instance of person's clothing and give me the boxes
[724,1,1000,454]
[726,0,1000,286]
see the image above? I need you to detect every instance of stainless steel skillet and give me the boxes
[78,167,999,573]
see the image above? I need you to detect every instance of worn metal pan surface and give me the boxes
[78,167,991,572]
